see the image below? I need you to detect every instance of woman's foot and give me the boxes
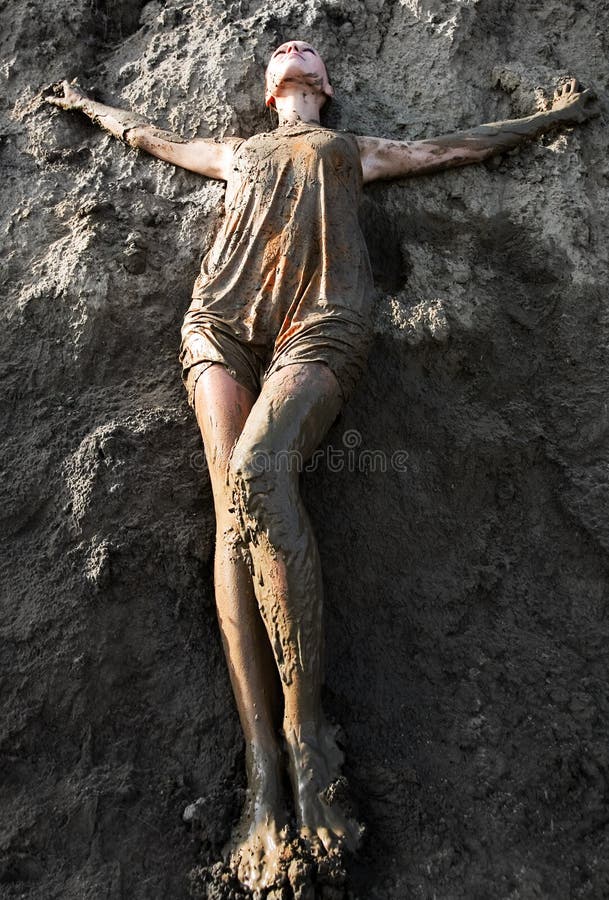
[226,743,289,891]
[284,721,362,855]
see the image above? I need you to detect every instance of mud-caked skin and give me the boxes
[47,42,598,895]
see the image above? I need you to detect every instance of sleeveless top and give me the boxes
[181,123,373,360]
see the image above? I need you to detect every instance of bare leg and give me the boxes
[229,363,360,854]
[193,364,287,889]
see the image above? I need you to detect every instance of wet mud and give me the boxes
[189,847,349,900]
[183,769,359,899]
[187,814,352,900]
[2,1,609,898]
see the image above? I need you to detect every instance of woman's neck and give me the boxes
[274,91,322,127]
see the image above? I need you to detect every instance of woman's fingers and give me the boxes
[43,78,86,109]
[550,78,600,123]
[42,81,66,106]
[553,77,581,105]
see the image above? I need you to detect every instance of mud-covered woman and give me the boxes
[47,40,598,891]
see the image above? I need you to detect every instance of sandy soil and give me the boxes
[1,1,608,897]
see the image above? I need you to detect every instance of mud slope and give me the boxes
[2,1,608,897]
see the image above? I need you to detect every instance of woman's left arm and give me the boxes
[357,79,599,184]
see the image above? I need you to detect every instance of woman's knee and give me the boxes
[229,439,273,507]
[229,439,296,529]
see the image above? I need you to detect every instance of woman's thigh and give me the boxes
[231,362,343,472]
[194,363,257,500]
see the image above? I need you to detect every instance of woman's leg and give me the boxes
[193,364,286,887]
[229,362,359,853]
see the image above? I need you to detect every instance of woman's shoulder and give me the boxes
[230,125,360,164]
[243,122,356,139]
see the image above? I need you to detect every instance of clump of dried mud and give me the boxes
[183,767,361,899]
[188,838,349,900]
[2,1,609,898]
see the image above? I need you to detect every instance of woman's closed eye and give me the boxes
[273,47,316,56]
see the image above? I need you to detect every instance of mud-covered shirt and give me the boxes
[182,123,374,358]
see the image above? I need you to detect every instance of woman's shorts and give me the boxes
[180,316,372,409]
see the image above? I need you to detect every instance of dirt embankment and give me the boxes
[2,0,608,897]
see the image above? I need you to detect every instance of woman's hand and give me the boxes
[550,78,600,125]
[45,79,89,111]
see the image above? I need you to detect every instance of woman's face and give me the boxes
[265,40,333,107]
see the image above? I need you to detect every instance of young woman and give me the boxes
[47,41,597,890]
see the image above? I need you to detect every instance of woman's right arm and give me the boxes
[46,81,238,181]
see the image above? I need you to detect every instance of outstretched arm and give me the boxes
[46,81,238,181]
[357,80,599,184]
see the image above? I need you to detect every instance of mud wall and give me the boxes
[2,0,609,897]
